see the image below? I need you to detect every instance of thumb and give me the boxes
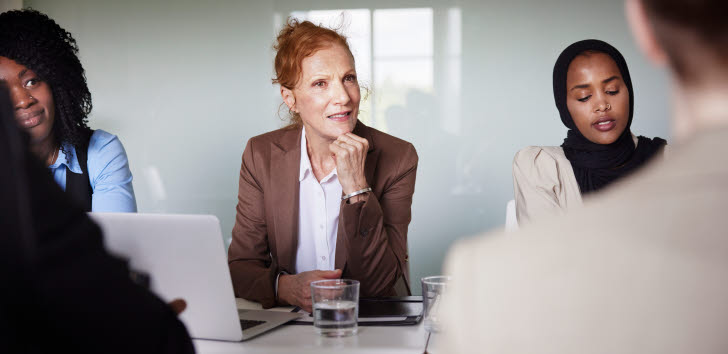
[320,269,343,279]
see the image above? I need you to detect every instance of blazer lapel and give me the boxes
[335,121,379,271]
[270,127,302,273]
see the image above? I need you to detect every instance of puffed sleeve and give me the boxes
[512,146,564,225]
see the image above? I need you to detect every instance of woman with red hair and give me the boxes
[227,19,418,311]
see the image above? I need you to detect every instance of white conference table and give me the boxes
[193,298,434,354]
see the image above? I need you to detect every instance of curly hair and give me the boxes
[0,9,92,160]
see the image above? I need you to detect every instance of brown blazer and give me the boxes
[228,121,418,308]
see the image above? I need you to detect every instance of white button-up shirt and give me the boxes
[295,127,342,273]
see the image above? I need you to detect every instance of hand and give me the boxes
[168,298,187,315]
[329,133,369,199]
[278,269,342,312]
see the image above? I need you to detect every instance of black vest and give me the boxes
[64,129,94,212]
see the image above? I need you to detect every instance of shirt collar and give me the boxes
[299,127,312,181]
[48,143,82,174]
[299,126,337,182]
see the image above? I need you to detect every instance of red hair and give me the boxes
[273,18,353,125]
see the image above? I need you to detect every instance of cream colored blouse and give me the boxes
[512,146,582,225]
[513,135,655,225]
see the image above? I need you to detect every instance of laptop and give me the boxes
[88,212,301,341]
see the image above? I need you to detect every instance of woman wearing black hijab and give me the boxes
[513,39,666,225]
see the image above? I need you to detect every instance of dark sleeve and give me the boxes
[339,143,418,297]
[0,112,194,352]
[227,139,279,308]
[34,146,194,353]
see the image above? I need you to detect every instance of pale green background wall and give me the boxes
[20,0,670,294]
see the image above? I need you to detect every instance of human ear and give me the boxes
[280,87,296,112]
[626,0,668,67]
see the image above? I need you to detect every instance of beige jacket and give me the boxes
[512,135,658,225]
[512,145,581,225]
[442,128,728,354]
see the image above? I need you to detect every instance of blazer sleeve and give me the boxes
[512,147,563,225]
[227,139,279,308]
[338,143,418,297]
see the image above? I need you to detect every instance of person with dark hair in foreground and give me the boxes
[0,9,136,212]
[442,0,728,352]
[0,84,193,353]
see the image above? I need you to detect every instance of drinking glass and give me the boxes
[310,279,360,337]
[421,275,450,332]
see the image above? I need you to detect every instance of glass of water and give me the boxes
[421,275,450,332]
[310,279,360,337]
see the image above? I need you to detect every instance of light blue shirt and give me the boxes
[48,129,137,212]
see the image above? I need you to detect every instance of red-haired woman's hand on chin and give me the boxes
[329,133,370,203]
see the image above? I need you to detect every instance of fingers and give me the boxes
[168,298,187,315]
[329,141,356,160]
[317,269,342,279]
[295,270,344,312]
[344,133,369,149]
[329,138,364,171]
[294,277,312,310]
[329,141,346,159]
[329,141,348,158]
[299,292,313,311]
[338,135,369,156]
[329,134,369,159]
[337,135,363,151]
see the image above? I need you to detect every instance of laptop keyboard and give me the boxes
[240,319,266,331]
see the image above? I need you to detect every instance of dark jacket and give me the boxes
[0,85,194,354]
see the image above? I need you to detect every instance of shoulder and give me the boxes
[362,124,418,163]
[245,125,301,153]
[85,130,132,183]
[512,146,573,192]
[249,125,300,143]
[87,129,128,162]
[633,133,670,159]
[239,126,301,183]
[513,146,567,171]
[365,125,416,151]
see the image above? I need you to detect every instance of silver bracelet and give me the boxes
[341,187,372,201]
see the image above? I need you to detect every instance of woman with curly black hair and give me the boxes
[0,9,136,212]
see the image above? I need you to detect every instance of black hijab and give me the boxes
[553,39,666,195]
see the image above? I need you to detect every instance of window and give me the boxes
[285,7,459,134]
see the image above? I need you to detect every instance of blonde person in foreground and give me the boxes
[441,0,728,353]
